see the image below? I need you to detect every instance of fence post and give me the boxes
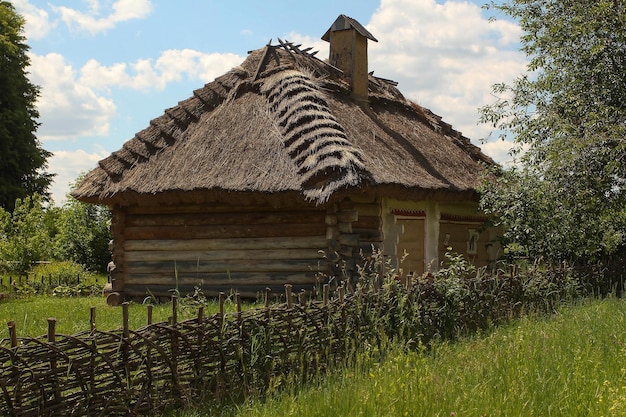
[285,284,293,309]
[48,318,61,400]
[170,294,181,403]
[219,292,225,320]
[7,321,17,348]
[90,307,96,333]
[171,295,178,325]
[264,288,271,309]
[147,305,153,325]
[7,320,21,407]
[121,301,130,394]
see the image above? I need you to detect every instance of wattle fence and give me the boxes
[0,260,614,416]
[0,283,403,416]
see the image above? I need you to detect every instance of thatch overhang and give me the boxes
[72,40,494,208]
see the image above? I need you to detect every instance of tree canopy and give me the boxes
[0,1,53,212]
[479,0,626,262]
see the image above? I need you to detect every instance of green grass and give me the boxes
[181,297,626,416]
[0,294,252,338]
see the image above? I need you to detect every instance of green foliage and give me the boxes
[0,194,55,273]
[30,260,90,284]
[53,195,111,272]
[0,192,112,273]
[0,1,53,210]
[0,261,105,296]
[480,0,626,262]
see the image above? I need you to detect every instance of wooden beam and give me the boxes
[123,236,327,251]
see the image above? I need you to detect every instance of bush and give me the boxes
[0,261,107,297]
[29,261,88,284]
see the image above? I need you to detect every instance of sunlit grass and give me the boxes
[0,294,254,338]
[181,297,626,417]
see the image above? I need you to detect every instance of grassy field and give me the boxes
[178,296,626,417]
[0,293,253,338]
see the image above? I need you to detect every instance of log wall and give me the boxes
[326,195,383,280]
[110,203,329,299]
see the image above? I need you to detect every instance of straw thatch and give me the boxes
[72,41,493,207]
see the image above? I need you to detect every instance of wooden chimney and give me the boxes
[322,15,378,102]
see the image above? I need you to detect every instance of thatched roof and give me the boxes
[72,39,494,207]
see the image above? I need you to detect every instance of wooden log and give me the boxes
[325,214,338,226]
[352,215,381,229]
[124,236,327,251]
[353,228,383,242]
[353,203,381,216]
[338,222,352,233]
[125,210,325,227]
[337,210,358,223]
[124,248,325,262]
[338,234,360,247]
[326,226,340,240]
[124,223,326,240]
[124,258,327,274]
[125,201,317,215]
[123,271,324,286]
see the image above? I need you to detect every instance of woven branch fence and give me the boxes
[0,260,606,417]
[0,282,405,416]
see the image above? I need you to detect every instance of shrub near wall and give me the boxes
[0,251,617,416]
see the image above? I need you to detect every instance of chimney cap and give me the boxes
[321,14,378,43]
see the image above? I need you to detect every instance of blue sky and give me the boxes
[13,0,527,204]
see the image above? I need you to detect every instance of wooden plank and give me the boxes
[124,272,322,286]
[353,228,383,242]
[125,258,327,274]
[124,211,325,227]
[124,248,326,262]
[338,234,360,246]
[354,203,381,217]
[124,201,316,215]
[337,210,358,223]
[123,236,328,251]
[352,215,381,229]
[124,222,326,240]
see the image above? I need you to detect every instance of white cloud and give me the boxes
[28,49,243,142]
[47,148,110,204]
[12,0,56,40]
[480,139,515,165]
[79,50,243,91]
[29,53,117,141]
[53,0,153,35]
[366,0,527,145]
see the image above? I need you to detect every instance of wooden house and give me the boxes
[72,15,499,304]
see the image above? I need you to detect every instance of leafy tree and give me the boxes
[0,1,53,212]
[0,193,55,274]
[53,194,111,273]
[479,0,626,262]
